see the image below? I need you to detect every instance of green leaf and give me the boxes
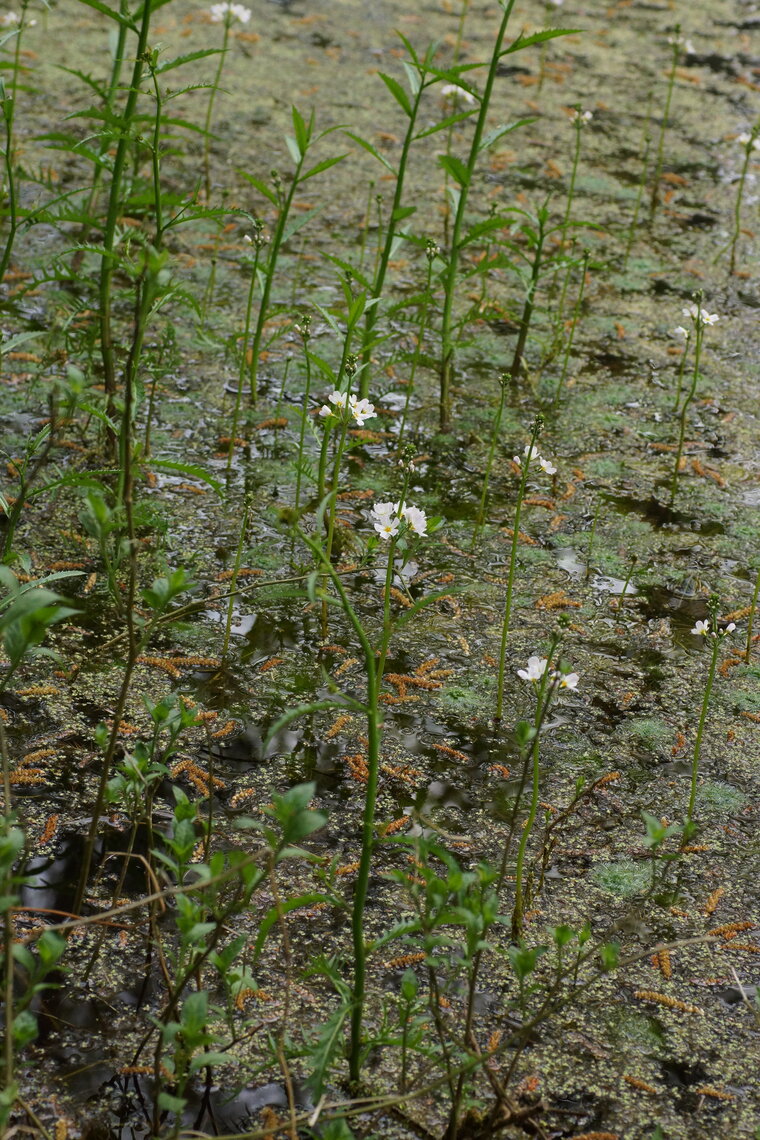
[478,117,535,156]
[415,109,477,139]
[189,1050,235,1074]
[75,0,135,28]
[301,153,347,182]
[378,72,412,117]
[156,48,222,75]
[343,130,395,173]
[438,153,470,187]
[282,204,324,245]
[500,28,580,57]
[147,459,222,497]
[238,169,279,205]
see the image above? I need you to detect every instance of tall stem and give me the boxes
[99,3,154,455]
[439,0,518,429]
[203,19,230,203]
[495,417,542,719]
[686,633,720,830]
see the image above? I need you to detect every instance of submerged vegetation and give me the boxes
[0,0,758,1137]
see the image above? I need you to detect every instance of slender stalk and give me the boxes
[615,554,637,614]
[397,240,437,448]
[222,496,250,662]
[439,0,518,429]
[98,1,154,454]
[623,95,652,267]
[510,206,548,384]
[686,618,721,832]
[726,125,759,274]
[672,328,690,412]
[227,225,263,477]
[359,68,428,400]
[248,154,309,407]
[147,55,164,248]
[585,497,601,581]
[0,6,26,284]
[553,249,588,405]
[293,314,312,515]
[512,667,556,939]
[473,372,508,541]
[495,416,542,720]
[203,17,231,203]
[650,30,680,215]
[670,311,704,501]
[746,566,760,664]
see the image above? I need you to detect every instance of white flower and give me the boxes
[209,2,251,23]
[684,39,695,55]
[556,671,579,690]
[0,12,20,25]
[441,83,476,107]
[371,501,399,539]
[724,622,736,634]
[401,504,427,535]
[517,656,548,683]
[691,619,710,635]
[571,109,593,125]
[673,325,689,340]
[514,443,540,467]
[682,303,720,326]
[539,457,557,476]
[243,233,253,244]
[547,0,564,6]
[737,132,760,152]
[319,390,348,418]
[348,395,375,426]
[668,32,683,47]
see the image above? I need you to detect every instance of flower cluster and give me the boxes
[691,619,735,637]
[319,391,375,427]
[517,656,579,690]
[682,302,719,326]
[370,501,427,540]
[571,109,593,125]
[440,84,477,107]
[209,2,251,23]
[513,443,557,476]
[737,132,760,152]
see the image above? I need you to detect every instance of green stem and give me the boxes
[439,0,518,429]
[473,372,507,540]
[746,566,760,664]
[670,317,703,501]
[222,497,250,662]
[227,238,261,476]
[359,77,426,400]
[672,330,690,412]
[553,250,588,404]
[510,204,548,384]
[495,417,542,719]
[686,633,720,829]
[203,20,230,202]
[98,3,154,454]
[512,669,556,939]
[650,35,680,215]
